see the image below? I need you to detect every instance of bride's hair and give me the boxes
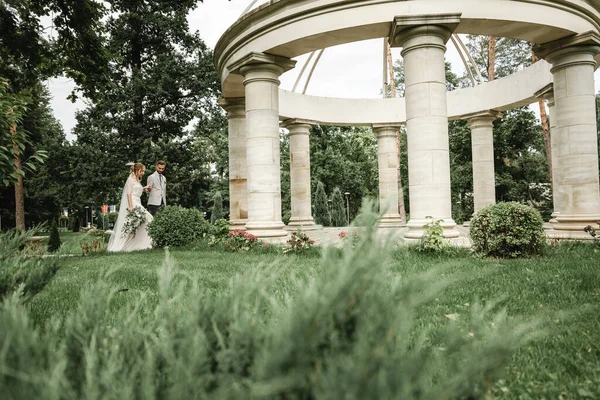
[130,163,145,180]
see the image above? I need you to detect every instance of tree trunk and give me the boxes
[9,110,25,231]
[531,48,553,183]
[387,44,407,222]
[488,36,496,81]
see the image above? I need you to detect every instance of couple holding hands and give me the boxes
[107,161,167,252]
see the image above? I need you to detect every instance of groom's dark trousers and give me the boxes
[148,203,164,216]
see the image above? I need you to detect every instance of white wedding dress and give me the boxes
[107,175,154,252]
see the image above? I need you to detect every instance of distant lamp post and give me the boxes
[344,192,350,226]
[85,206,90,228]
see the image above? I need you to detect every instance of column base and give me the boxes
[245,221,289,243]
[229,219,248,231]
[552,214,600,232]
[288,216,316,227]
[377,215,406,228]
[546,229,597,241]
[548,212,559,225]
[285,221,322,231]
[404,218,460,240]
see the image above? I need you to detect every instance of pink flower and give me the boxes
[339,231,346,238]
[225,244,230,249]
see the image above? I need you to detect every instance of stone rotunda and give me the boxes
[215,0,600,242]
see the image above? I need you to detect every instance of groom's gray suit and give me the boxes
[147,171,166,216]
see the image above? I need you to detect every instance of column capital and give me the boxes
[534,31,600,72]
[228,52,296,77]
[218,97,245,118]
[372,124,400,138]
[389,13,461,50]
[534,83,554,104]
[459,110,502,127]
[280,118,317,133]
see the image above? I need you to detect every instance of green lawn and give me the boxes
[26,242,600,398]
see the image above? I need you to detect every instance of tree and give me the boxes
[465,35,531,81]
[330,187,346,227]
[314,181,330,227]
[1,0,107,230]
[310,125,379,220]
[210,191,224,224]
[47,219,61,253]
[0,80,48,231]
[70,0,224,211]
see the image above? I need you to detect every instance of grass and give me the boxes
[25,241,600,398]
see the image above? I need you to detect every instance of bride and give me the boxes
[107,163,154,252]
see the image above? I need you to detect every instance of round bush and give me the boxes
[148,206,210,248]
[470,202,546,258]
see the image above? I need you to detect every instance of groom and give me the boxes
[147,160,167,216]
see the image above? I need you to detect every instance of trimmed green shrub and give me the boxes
[210,191,224,223]
[470,201,546,258]
[148,206,210,248]
[314,181,330,226]
[0,202,538,398]
[0,229,60,301]
[47,220,61,253]
[330,187,347,227]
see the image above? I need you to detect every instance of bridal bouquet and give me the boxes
[121,206,147,238]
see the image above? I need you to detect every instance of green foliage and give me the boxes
[330,187,347,227]
[0,203,537,398]
[211,218,230,238]
[465,35,532,81]
[0,229,60,301]
[0,79,48,188]
[87,228,111,243]
[47,219,61,253]
[147,206,209,248]
[284,229,316,254]
[309,126,378,219]
[313,181,330,226]
[66,0,225,212]
[418,217,447,253]
[207,218,230,246]
[210,190,224,223]
[470,202,547,258]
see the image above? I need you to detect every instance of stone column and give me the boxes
[373,125,404,227]
[282,119,316,229]
[536,33,600,237]
[465,111,501,213]
[228,53,296,242]
[218,97,247,230]
[535,84,559,224]
[390,15,460,239]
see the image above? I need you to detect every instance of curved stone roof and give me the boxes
[215,0,600,125]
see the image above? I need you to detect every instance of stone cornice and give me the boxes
[217,97,245,108]
[218,97,245,118]
[534,31,600,59]
[280,118,319,128]
[215,0,600,74]
[228,52,296,76]
[534,83,554,102]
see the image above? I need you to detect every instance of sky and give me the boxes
[46,0,600,140]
